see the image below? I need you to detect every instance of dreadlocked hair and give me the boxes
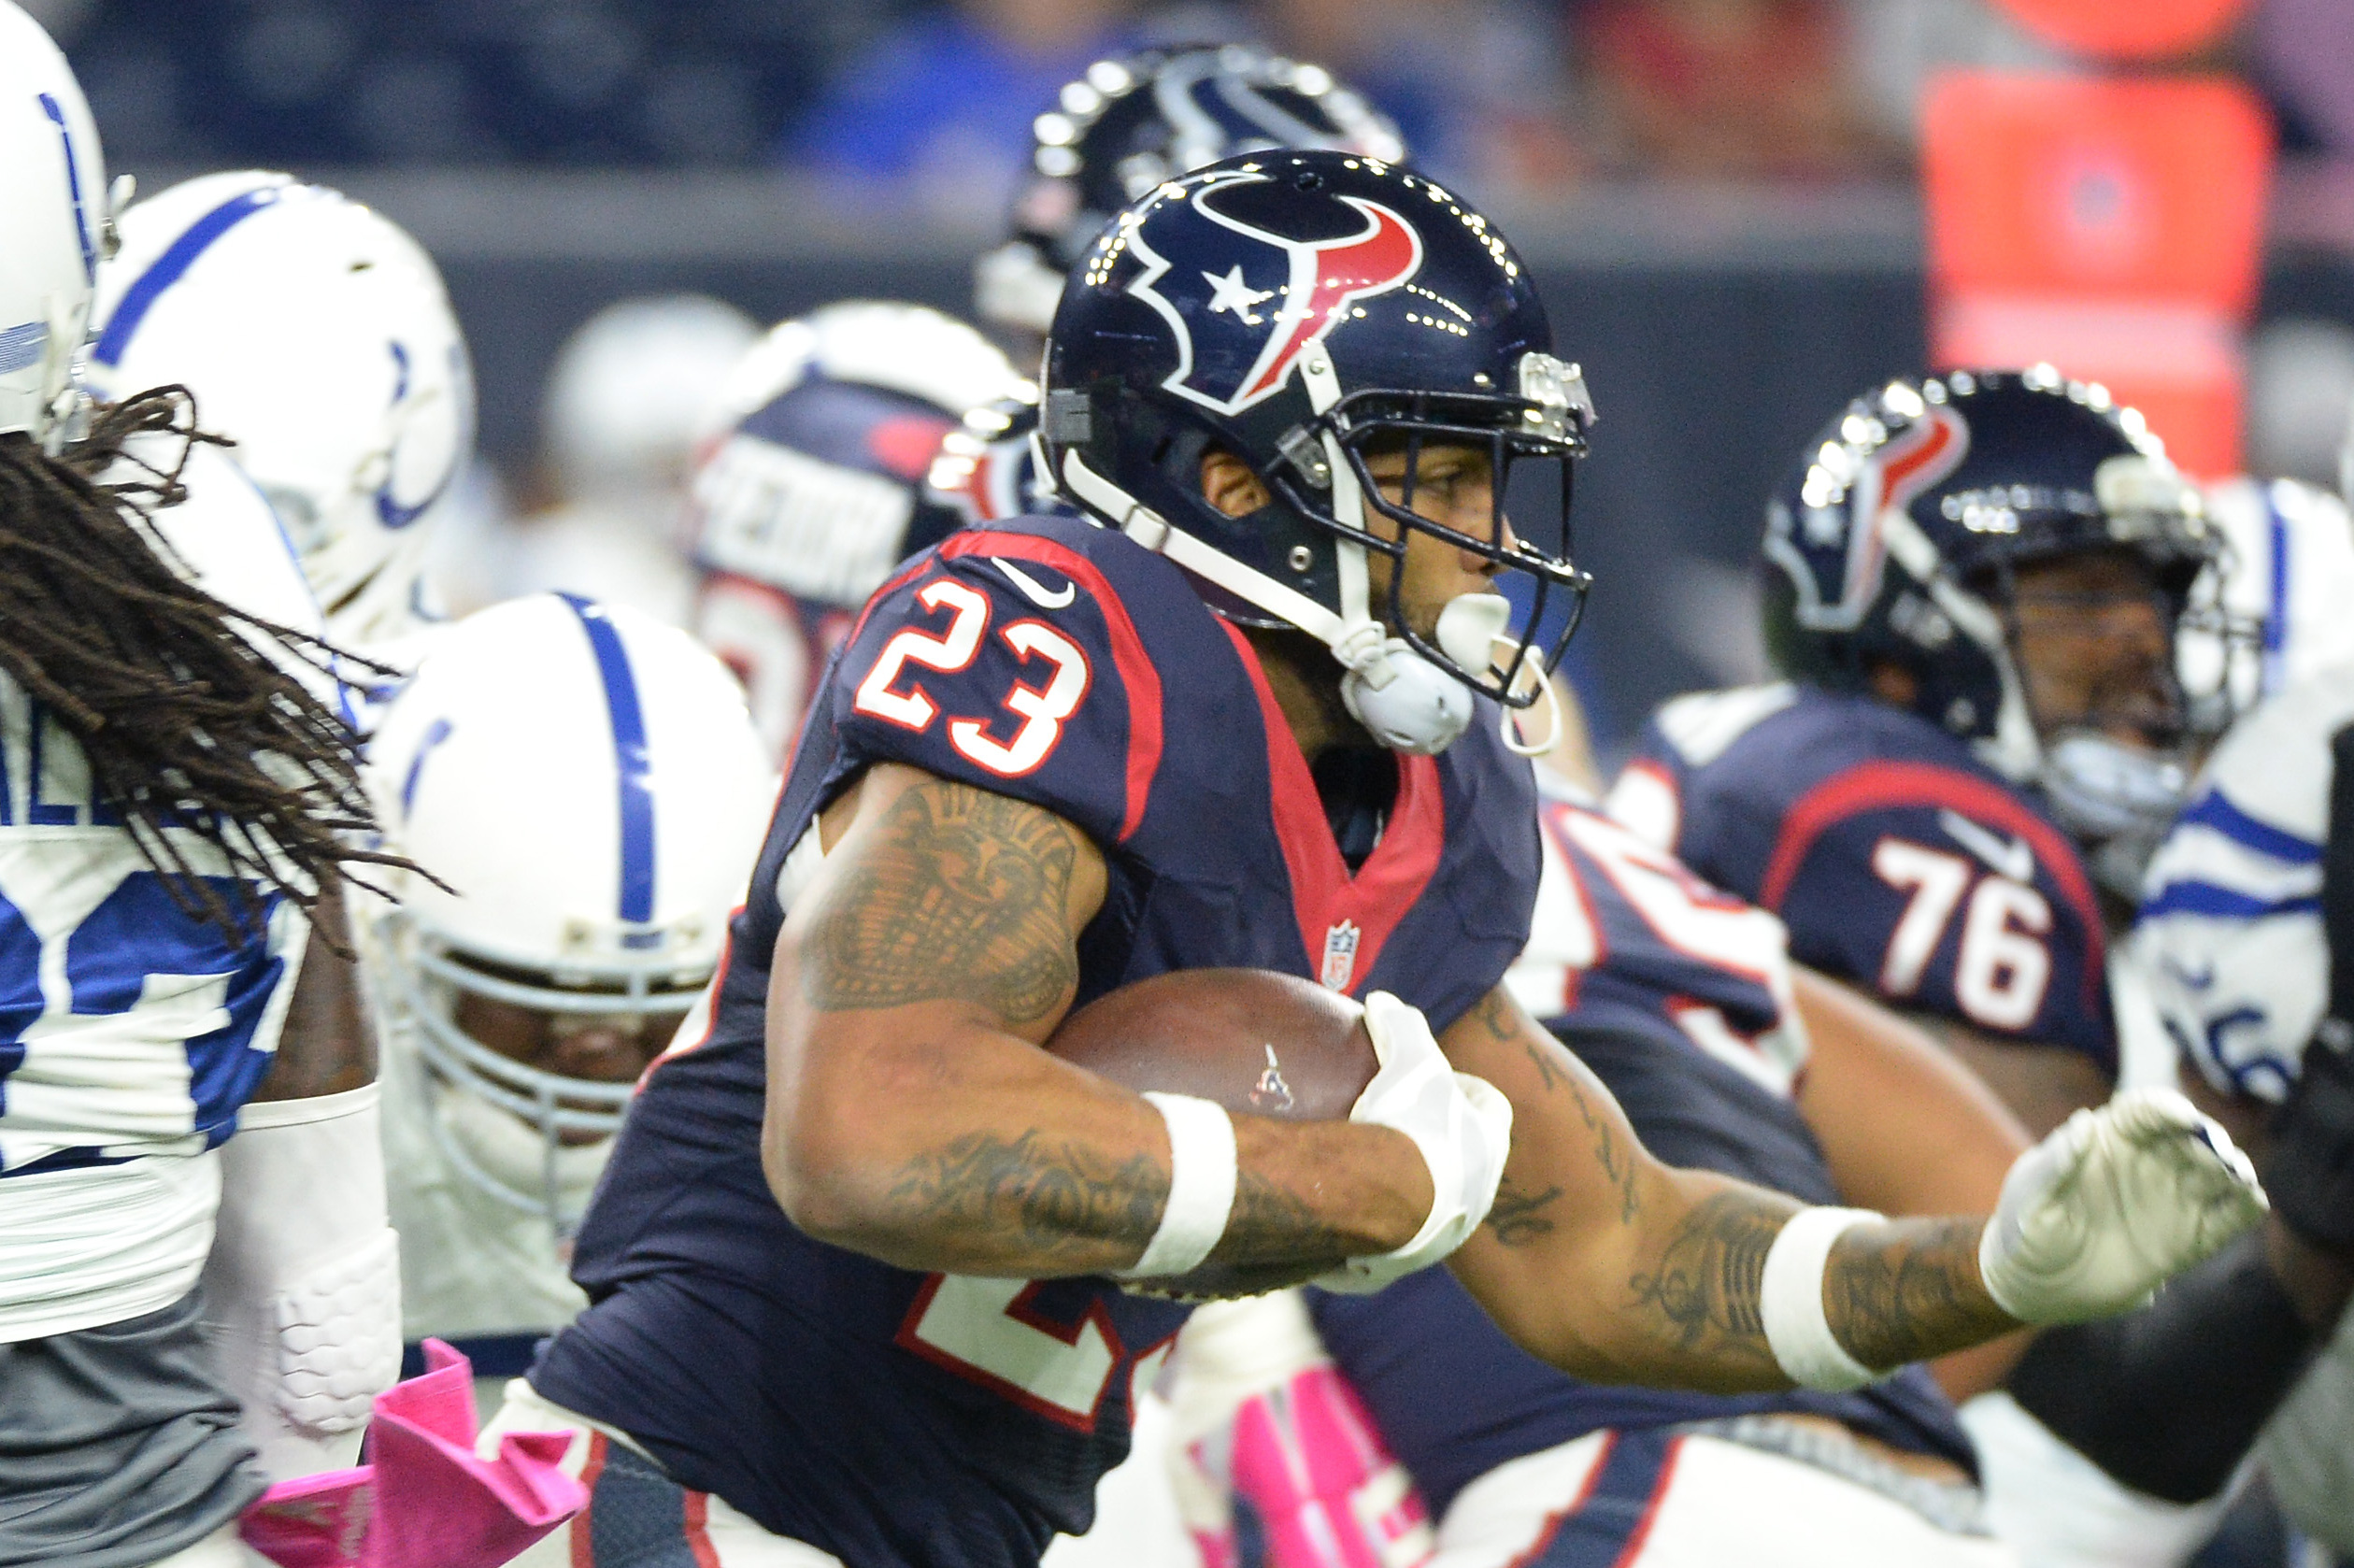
[0,385,406,940]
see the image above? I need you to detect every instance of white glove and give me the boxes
[1315,991,1513,1295]
[1979,1085,2268,1325]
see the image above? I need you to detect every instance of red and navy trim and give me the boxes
[1758,759,2105,1019]
[1220,620,1445,993]
[1507,1430,1685,1568]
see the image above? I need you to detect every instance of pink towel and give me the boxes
[240,1339,586,1568]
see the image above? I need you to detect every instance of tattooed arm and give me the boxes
[1439,987,2019,1393]
[1790,966,2034,1400]
[761,763,1434,1279]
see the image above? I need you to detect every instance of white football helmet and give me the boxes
[544,294,760,504]
[366,594,775,1229]
[0,1,108,444]
[88,171,474,646]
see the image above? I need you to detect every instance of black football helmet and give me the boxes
[1042,149,1593,756]
[976,44,1408,339]
[1760,366,2239,886]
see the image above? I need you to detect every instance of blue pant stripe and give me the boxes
[1523,1430,1682,1568]
[586,1440,709,1567]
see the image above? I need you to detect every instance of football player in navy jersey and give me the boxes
[1611,369,2218,1135]
[1612,372,2354,1562]
[1174,771,2352,1568]
[1170,773,2037,1567]
[479,155,2263,1568]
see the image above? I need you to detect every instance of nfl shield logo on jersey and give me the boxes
[1121,167,1423,417]
[1320,919,1362,991]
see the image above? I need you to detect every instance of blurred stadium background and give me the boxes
[34,0,2354,758]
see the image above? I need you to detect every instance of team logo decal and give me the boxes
[1249,1044,1296,1114]
[1125,170,1423,417]
[1320,918,1362,991]
[1768,403,1969,633]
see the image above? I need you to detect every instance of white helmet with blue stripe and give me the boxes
[88,170,473,646]
[365,593,775,1226]
[0,1,108,443]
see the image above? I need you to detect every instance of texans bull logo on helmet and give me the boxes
[1122,167,1424,417]
[1766,398,1970,634]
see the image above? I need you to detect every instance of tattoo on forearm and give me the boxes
[1473,991,1641,1226]
[880,1123,1365,1280]
[1470,987,1522,1042]
[883,1127,1168,1265]
[1566,1076,1641,1226]
[1628,1195,2012,1385]
[1822,1218,2013,1371]
[1626,1191,1788,1380]
[1220,1169,1357,1265]
[1485,1176,1562,1247]
[802,781,1081,1023]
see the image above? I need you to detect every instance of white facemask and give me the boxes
[430,1075,617,1231]
[2041,729,2191,899]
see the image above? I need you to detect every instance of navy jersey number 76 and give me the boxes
[1615,682,2115,1074]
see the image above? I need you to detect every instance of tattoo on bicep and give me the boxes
[1821,1218,2012,1371]
[1484,1176,1563,1247]
[801,781,1082,1023]
[884,1127,1168,1263]
[1625,1190,1789,1378]
[1476,992,1641,1227]
[1564,1075,1639,1225]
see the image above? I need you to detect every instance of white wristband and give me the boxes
[1760,1206,1883,1392]
[1116,1092,1238,1280]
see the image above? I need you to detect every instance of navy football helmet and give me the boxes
[1761,366,2235,886]
[976,44,1407,338]
[1043,149,1593,756]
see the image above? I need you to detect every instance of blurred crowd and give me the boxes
[25,0,2354,207]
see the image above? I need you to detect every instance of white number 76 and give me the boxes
[1870,837,2052,1031]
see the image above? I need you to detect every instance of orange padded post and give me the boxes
[1922,71,2275,477]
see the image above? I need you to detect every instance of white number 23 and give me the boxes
[852,577,1091,777]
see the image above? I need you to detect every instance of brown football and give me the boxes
[1047,967,1376,1120]
[1048,968,1378,1299]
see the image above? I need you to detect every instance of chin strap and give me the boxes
[1061,446,1484,756]
[1879,506,2043,783]
[1059,446,1354,648]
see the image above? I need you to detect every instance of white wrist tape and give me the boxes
[1760,1206,1883,1392]
[1116,1092,1237,1280]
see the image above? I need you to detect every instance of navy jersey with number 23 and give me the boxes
[530,512,1542,1568]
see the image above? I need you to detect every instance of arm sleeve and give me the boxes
[200,1082,403,1481]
